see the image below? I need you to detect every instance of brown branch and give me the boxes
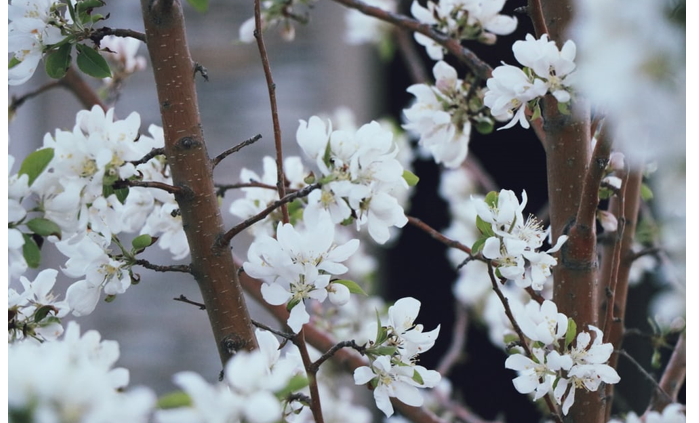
[616,349,671,403]
[116,179,182,195]
[293,329,325,423]
[436,303,468,376]
[135,259,191,273]
[574,124,612,234]
[310,340,366,373]
[527,0,549,38]
[251,319,295,340]
[174,294,206,309]
[648,331,686,412]
[486,263,563,423]
[59,66,107,110]
[330,0,493,79]
[140,0,258,364]
[237,261,449,423]
[131,147,165,166]
[211,134,263,168]
[216,181,279,197]
[407,215,473,255]
[9,80,62,115]
[219,183,320,246]
[90,27,147,44]
[254,0,289,225]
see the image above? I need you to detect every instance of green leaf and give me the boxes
[651,348,662,369]
[564,318,577,350]
[33,305,58,323]
[471,237,487,255]
[104,294,117,303]
[19,148,54,186]
[475,215,495,237]
[276,374,309,398]
[45,44,73,79]
[26,218,62,239]
[22,234,41,268]
[640,183,654,201]
[402,169,420,187]
[557,101,571,115]
[333,279,367,295]
[474,120,494,135]
[76,0,105,12]
[530,101,542,122]
[374,309,387,345]
[412,369,424,385]
[132,234,153,251]
[484,191,499,208]
[9,56,21,69]
[115,187,129,203]
[186,0,209,12]
[75,44,111,78]
[367,345,397,356]
[598,187,613,200]
[157,391,192,409]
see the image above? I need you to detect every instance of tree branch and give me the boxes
[131,147,165,166]
[330,0,493,79]
[310,340,366,373]
[211,134,262,168]
[90,27,147,44]
[135,259,191,273]
[527,0,549,38]
[59,66,107,110]
[436,303,468,376]
[407,215,473,256]
[216,181,279,197]
[648,332,686,412]
[116,179,182,195]
[173,294,206,309]
[9,80,62,115]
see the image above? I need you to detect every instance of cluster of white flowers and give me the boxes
[505,300,620,415]
[473,189,567,290]
[244,210,360,332]
[403,61,473,168]
[353,297,441,417]
[297,116,409,244]
[484,34,576,130]
[157,330,305,423]
[8,0,64,85]
[9,322,156,422]
[410,0,517,60]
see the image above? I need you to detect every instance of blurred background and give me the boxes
[8,1,685,421]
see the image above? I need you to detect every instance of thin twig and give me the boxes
[216,181,280,197]
[211,134,263,168]
[115,179,182,195]
[330,0,493,79]
[174,294,206,309]
[407,216,473,256]
[436,303,469,376]
[309,340,366,373]
[627,247,662,263]
[616,349,673,403]
[135,259,191,273]
[649,332,686,412]
[487,263,563,423]
[131,147,165,166]
[254,0,289,225]
[90,27,147,44]
[251,319,296,340]
[9,80,62,114]
[219,183,320,246]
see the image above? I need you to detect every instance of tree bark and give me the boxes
[140,0,258,365]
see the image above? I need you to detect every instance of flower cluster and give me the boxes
[353,297,441,417]
[244,210,360,332]
[410,0,517,60]
[484,34,576,130]
[505,300,620,415]
[297,116,410,244]
[472,189,567,290]
[8,0,64,85]
[9,322,156,422]
[404,60,492,168]
[156,330,305,423]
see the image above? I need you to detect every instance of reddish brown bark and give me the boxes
[140,0,257,364]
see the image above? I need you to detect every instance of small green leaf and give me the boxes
[76,0,105,12]
[367,345,397,356]
[474,120,494,135]
[157,391,192,409]
[276,374,309,398]
[75,44,111,78]
[26,218,62,239]
[475,215,494,237]
[484,191,499,208]
[45,43,72,79]
[115,187,129,203]
[104,294,117,303]
[132,234,153,251]
[9,56,21,69]
[333,279,367,295]
[374,309,387,345]
[564,317,577,350]
[22,234,41,268]
[530,102,542,122]
[412,369,424,385]
[557,101,571,115]
[33,305,58,323]
[402,169,420,187]
[287,298,301,312]
[186,0,209,12]
[471,237,487,255]
[598,187,613,200]
[19,148,54,186]
[651,349,662,369]
[640,183,654,201]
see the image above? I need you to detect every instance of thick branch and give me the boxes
[527,0,549,37]
[59,66,107,110]
[330,0,493,79]
[140,0,258,364]
[648,332,686,412]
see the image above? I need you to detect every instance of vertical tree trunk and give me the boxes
[140,0,258,365]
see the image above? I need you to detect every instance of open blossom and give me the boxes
[244,210,359,332]
[485,34,577,130]
[410,0,517,60]
[403,61,472,168]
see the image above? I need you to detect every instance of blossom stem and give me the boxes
[211,134,263,168]
[330,0,493,79]
[254,0,289,225]
[219,183,320,246]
